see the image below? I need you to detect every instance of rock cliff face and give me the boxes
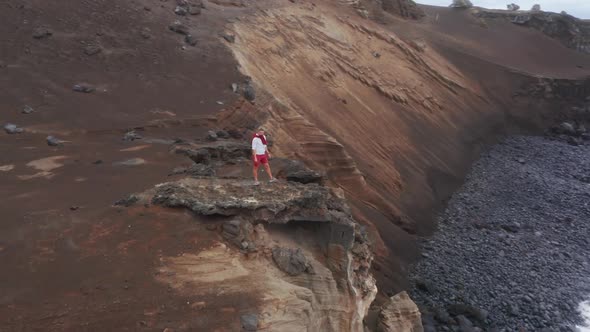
[476,10,590,54]
[127,177,377,331]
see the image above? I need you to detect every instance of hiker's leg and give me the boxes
[263,163,273,180]
[253,163,259,182]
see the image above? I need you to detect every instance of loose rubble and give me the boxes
[409,135,590,331]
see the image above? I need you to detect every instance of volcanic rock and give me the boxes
[271,247,314,276]
[377,291,423,332]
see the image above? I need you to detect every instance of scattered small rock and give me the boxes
[231,83,239,93]
[114,158,146,166]
[222,33,235,43]
[123,130,142,141]
[4,123,24,134]
[206,130,218,141]
[174,5,188,15]
[73,83,95,93]
[169,21,189,35]
[32,27,52,39]
[140,27,152,39]
[114,195,140,207]
[46,136,63,146]
[184,34,197,46]
[216,130,230,139]
[84,44,102,56]
[240,314,258,331]
[22,105,34,114]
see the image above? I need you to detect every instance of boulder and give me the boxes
[456,315,476,332]
[377,291,423,332]
[271,247,314,276]
[559,122,576,136]
[531,4,541,11]
[222,219,254,249]
[174,5,188,15]
[243,84,256,102]
[277,160,324,184]
[4,123,24,134]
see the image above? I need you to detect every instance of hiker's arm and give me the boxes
[252,140,258,161]
[265,144,271,158]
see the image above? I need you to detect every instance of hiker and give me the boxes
[252,128,276,185]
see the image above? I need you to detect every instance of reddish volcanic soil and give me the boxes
[1,0,589,330]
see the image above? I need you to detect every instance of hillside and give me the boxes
[1,0,589,331]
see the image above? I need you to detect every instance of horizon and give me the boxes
[416,0,590,19]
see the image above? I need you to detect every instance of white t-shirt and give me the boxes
[252,136,267,155]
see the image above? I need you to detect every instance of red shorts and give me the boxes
[253,154,268,166]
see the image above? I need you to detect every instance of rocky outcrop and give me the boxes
[518,77,590,100]
[380,0,425,19]
[132,177,377,331]
[377,291,423,332]
[476,10,590,54]
[449,0,473,9]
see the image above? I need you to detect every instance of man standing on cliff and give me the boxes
[252,128,277,185]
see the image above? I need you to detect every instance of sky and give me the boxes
[416,0,590,19]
